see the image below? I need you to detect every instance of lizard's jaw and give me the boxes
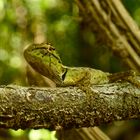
[29,60,63,84]
[24,54,63,85]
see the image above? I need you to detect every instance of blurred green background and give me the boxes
[0,0,140,140]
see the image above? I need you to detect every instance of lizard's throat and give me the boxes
[29,59,65,85]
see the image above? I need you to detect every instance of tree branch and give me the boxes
[0,81,140,130]
[75,0,140,71]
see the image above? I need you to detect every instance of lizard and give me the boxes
[24,43,140,88]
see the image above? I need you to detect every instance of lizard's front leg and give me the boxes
[63,68,92,87]
[71,70,95,95]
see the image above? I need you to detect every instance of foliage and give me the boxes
[0,0,79,85]
[0,0,140,85]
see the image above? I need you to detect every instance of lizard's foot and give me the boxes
[124,76,140,88]
[75,71,93,95]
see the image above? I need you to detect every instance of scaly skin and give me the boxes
[24,43,110,87]
[24,43,140,87]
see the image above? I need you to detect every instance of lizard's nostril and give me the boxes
[49,47,55,51]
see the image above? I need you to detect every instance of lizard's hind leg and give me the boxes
[108,70,140,88]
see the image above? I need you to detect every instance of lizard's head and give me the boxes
[24,43,66,85]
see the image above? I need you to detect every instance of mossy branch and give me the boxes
[0,81,140,130]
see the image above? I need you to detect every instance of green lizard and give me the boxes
[24,43,140,87]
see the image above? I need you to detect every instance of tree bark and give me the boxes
[0,81,139,130]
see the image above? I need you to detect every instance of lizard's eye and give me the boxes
[40,49,48,57]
